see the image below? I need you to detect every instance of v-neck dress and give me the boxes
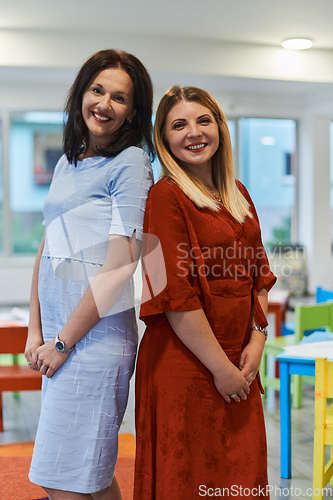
[134,177,276,499]
[29,146,153,494]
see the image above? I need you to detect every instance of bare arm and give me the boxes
[36,232,141,378]
[239,288,268,382]
[165,309,250,403]
[25,232,45,368]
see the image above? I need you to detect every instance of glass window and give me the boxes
[151,155,162,183]
[227,120,236,150]
[150,115,161,182]
[238,118,296,246]
[10,112,64,253]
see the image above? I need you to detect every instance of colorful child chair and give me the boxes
[313,357,333,499]
[260,302,333,408]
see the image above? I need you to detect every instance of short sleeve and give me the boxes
[140,180,203,318]
[108,147,153,241]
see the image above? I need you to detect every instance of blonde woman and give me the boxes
[134,86,276,499]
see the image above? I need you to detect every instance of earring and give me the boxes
[128,119,132,124]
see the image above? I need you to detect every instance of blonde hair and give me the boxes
[154,86,252,223]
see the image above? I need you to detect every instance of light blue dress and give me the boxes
[29,146,153,494]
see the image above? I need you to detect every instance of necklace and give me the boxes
[209,190,223,204]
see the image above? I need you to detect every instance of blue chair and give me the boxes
[316,286,333,304]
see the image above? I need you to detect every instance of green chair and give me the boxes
[260,301,333,408]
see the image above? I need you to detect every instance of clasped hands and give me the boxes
[25,337,69,378]
[214,339,263,404]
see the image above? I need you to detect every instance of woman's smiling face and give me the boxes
[81,67,135,156]
[164,98,219,174]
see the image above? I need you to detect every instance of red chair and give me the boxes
[0,325,42,432]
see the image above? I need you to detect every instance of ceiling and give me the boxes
[0,0,332,111]
[0,0,332,50]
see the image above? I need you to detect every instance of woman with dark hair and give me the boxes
[64,49,154,164]
[25,49,154,500]
[134,86,276,499]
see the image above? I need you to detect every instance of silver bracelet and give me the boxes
[250,325,268,341]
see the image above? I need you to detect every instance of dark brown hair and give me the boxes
[64,49,154,164]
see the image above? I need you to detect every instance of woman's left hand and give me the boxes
[36,339,70,378]
[238,331,265,385]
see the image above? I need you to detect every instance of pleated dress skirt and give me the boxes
[29,255,138,494]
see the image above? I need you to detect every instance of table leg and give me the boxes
[279,361,292,479]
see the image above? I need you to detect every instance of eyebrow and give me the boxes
[170,118,186,125]
[170,113,212,126]
[91,83,129,96]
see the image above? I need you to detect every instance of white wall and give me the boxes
[298,115,332,292]
[0,258,34,305]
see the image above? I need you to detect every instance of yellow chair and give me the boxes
[313,357,333,499]
[260,302,333,408]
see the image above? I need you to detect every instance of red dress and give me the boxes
[134,178,276,499]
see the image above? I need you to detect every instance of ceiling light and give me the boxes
[282,39,313,50]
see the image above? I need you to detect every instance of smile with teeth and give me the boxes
[186,143,206,151]
[93,112,111,122]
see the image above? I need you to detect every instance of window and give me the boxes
[7,112,64,254]
[227,120,236,149]
[238,118,296,246]
[151,155,162,183]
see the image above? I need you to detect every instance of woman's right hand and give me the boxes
[213,361,250,404]
[25,328,44,370]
